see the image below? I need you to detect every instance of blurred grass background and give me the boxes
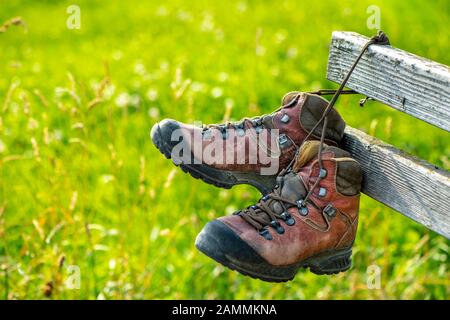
[0,0,449,299]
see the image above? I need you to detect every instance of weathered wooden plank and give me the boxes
[327,31,450,132]
[343,126,450,239]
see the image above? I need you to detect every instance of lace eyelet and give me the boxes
[298,205,308,216]
[296,199,306,208]
[278,134,288,146]
[270,220,285,234]
[280,113,290,123]
[318,187,327,197]
[319,169,327,178]
[323,204,337,218]
[281,212,295,226]
[259,227,273,240]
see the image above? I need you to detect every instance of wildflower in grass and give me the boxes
[211,87,223,98]
[10,101,19,114]
[115,92,130,108]
[156,5,168,17]
[146,88,158,101]
[53,129,63,142]
[256,45,266,56]
[190,81,206,93]
[275,29,287,44]
[225,205,237,215]
[129,94,141,107]
[217,72,229,82]
[54,87,67,97]
[27,118,39,130]
[160,229,170,237]
[148,107,160,119]
[287,46,298,59]
[104,83,115,100]
[109,259,116,270]
[200,14,214,32]
[134,62,146,76]
[219,190,228,199]
[150,226,160,241]
[213,266,224,277]
[177,10,192,22]
[160,61,169,72]
[101,174,115,184]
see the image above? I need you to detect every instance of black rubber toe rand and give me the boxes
[195,220,266,266]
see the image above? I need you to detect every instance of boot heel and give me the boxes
[307,247,352,275]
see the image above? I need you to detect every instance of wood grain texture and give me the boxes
[343,126,450,239]
[327,31,450,132]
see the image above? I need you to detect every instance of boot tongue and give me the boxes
[270,140,321,214]
[271,172,307,214]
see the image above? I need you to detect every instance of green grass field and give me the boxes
[0,0,449,299]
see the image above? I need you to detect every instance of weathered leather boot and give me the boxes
[151,92,346,194]
[195,141,362,282]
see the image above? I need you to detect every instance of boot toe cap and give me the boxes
[195,219,265,266]
[150,119,183,154]
[151,118,181,143]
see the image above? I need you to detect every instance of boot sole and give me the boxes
[151,123,277,195]
[195,220,352,282]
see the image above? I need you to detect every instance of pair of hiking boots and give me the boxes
[151,91,363,282]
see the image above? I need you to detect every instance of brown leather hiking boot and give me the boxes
[151,92,346,194]
[195,141,362,282]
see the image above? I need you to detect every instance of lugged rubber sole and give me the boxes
[195,220,352,282]
[151,122,277,195]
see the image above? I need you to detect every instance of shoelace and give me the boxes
[238,184,300,236]
[203,89,359,138]
[203,115,268,138]
[239,31,390,233]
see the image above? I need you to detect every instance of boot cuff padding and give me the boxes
[335,159,363,196]
[293,141,324,172]
[293,141,362,196]
[299,94,346,144]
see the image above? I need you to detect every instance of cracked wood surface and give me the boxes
[343,127,450,239]
[327,31,450,132]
